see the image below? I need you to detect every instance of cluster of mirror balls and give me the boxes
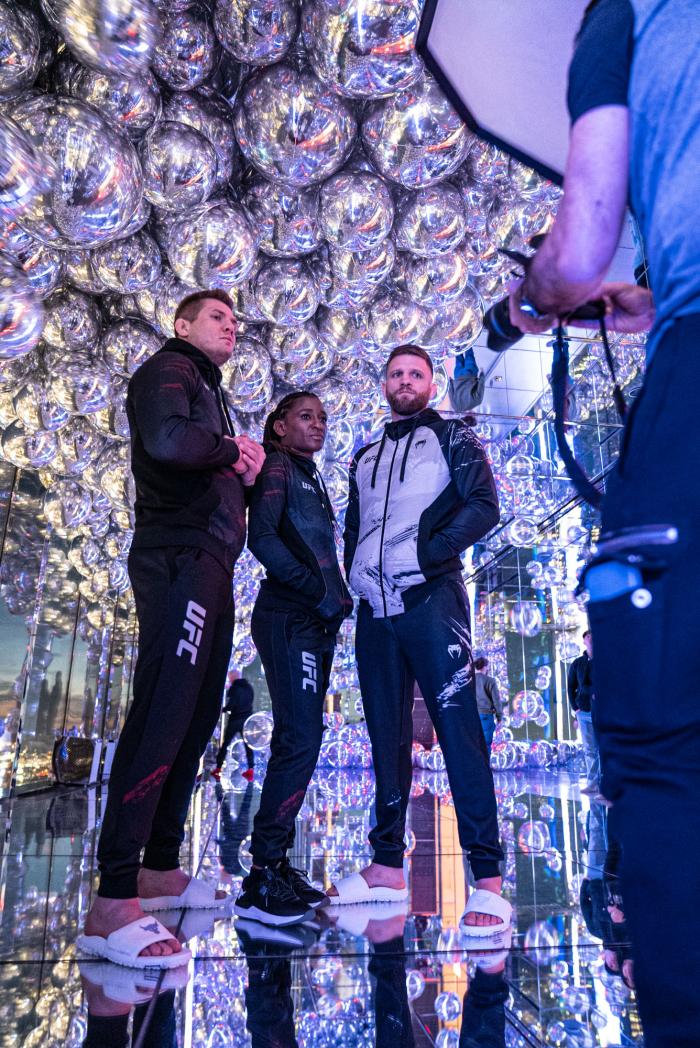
[0,0,567,656]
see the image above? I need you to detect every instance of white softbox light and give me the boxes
[417,0,589,184]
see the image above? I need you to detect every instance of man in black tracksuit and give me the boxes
[335,345,506,929]
[83,290,264,963]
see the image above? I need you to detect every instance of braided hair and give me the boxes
[262,390,318,445]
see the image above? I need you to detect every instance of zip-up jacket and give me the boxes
[127,337,246,573]
[248,446,353,633]
[344,408,499,618]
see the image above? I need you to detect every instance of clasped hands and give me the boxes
[232,434,265,486]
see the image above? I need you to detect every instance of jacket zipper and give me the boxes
[377,440,400,617]
[311,463,347,603]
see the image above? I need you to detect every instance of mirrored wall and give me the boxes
[0,329,644,794]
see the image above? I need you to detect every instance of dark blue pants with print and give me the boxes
[250,604,335,867]
[588,315,700,1047]
[356,578,503,880]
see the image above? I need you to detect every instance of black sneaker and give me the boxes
[234,865,313,927]
[278,858,327,908]
[236,917,319,952]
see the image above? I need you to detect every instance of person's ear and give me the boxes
[174,317,190,339]
[273,417,286,438]
[429,380,437,400]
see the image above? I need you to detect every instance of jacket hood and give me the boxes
[383,407,442,440]
[159,337,223,386]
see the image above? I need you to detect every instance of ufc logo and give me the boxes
[176,600,206,665]
[301,651,317,693]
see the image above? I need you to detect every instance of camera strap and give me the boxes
[550,316,627,510]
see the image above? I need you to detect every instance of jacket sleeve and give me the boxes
[130,354,240,470]
[343,452,360,580]
[486,677,504,719]
[247,453,322,600]
[430,421,500,558]
[567,659,580,711]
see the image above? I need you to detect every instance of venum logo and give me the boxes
[176,600,206,665]
[448,644,461,659]
[301,651,317,692]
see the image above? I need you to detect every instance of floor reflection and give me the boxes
[0,768,642,1047]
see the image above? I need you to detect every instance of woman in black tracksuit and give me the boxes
[234,390,352,927]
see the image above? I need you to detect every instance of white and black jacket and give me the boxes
[344,409,499,618]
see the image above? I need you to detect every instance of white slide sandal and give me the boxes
[460,889,513,939]
[77,917,192,970]
[78,959,190,1004]
[331,900,409,936]
[327,872,409,906]
[140,875,229,912]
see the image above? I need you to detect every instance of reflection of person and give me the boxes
[81,972,181,1048]
[580,804,634,991]
[336,346,510,935]
[370,938,415,1048]
[474,657,503,749]
[566,631,600,794]
[506,3,700,1040]
[81,290,265,967]
[235,392,352,927]
[213,676,255,780]
[82,687,96,737]
[47,670,64,735]
[459,966,508,1048]
[35,677,51,736]
[239,941,299,1048]
[449,348,485,414]
[217,780,255,882]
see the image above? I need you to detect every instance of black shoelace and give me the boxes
[260,865,298,901]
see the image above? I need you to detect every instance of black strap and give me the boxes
[550,325,603,509]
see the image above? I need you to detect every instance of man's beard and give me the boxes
[387,388,431,416]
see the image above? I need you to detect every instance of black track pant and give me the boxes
[97,545,235,899]
[250,604,334,867]
[588,315,700,1047]
[356,579,503,880]
[216,714,254,770]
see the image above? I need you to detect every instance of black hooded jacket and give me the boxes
[127,337,246,572]
[247,445,352,633]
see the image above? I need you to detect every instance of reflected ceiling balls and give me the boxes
[233,64,357,187]
[0,115,47,221]
[152,7,218,91]
[214,0,298,66]
[362,75,474,188]
[302,0,423,99]
[319,172,394,251]
[58,0,161,76]
[0,255,44,361]
[0,3,42,97]
[140,121,217,212]
[9,96,143,248]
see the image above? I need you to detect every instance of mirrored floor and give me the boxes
[0,767,641,1047]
